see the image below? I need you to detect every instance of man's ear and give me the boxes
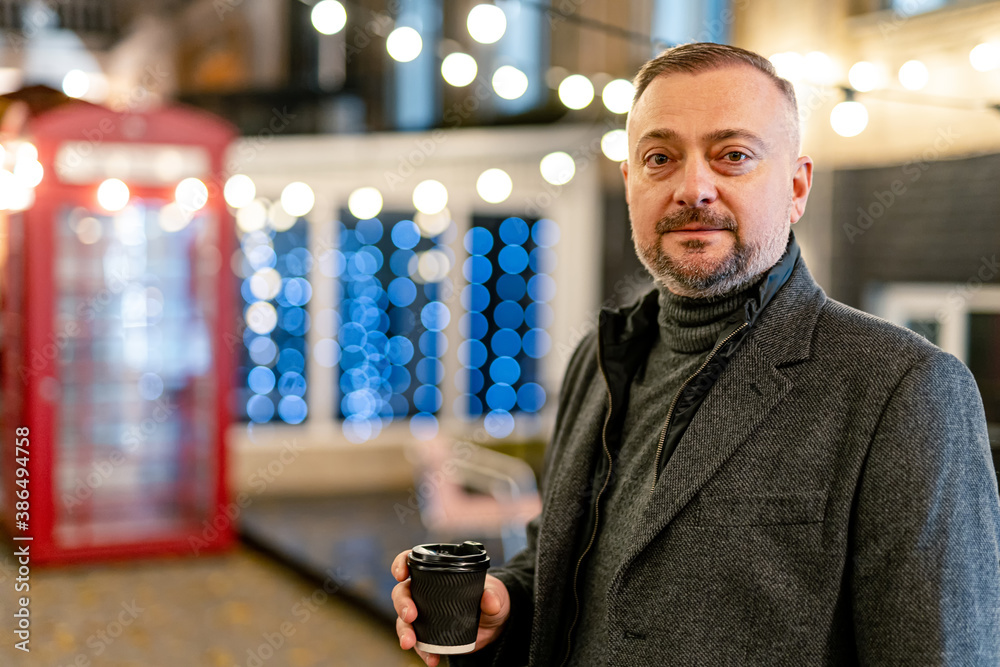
[790,155,813,224]
[620,159,630,205]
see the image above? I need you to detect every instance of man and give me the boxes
[391,43,1000,665]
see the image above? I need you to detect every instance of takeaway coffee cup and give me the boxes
[407,541,491,655]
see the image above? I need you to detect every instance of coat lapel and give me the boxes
[623,336,792,559]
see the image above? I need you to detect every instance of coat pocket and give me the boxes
[694,491,826,526]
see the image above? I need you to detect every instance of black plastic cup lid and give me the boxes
[408,541,490,570]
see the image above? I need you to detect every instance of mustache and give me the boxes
[654,208,738,235]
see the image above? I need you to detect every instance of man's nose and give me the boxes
[674,159,718,208]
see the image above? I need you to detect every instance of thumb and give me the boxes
[481,587,501,616]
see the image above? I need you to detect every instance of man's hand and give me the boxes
[391,550,511,666]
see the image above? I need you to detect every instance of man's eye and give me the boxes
[647,154,669,166]
[724,151,749,162]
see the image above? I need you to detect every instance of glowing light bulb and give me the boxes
[281,181,315,218]
[387,27,422,63]
[769,52,805,82]
[224,174,256,208]
[539,151,575,186]
[348,186,384,220]
[492,66,528,100]
[97,178,129,212]
[558,74,594,110]
[476,168,513,203]
[898,60,928,90]
[830,100,869,137]
[848,61,881,92]
[970,42,1000,72]
[602,78,634,114]
[600,129,628,162]
[441,52,478,87]
[311,0,347,35]
[413,179,448,215]
[175,177,208,212]
[467,4,506,44]
[62,69,89,98]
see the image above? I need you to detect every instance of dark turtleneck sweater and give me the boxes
[568,279,762,664]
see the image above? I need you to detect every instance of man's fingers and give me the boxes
[481,587,501,616]
[391,579,415,620]
[391,550,411,581]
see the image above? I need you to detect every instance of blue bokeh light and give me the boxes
[416,358,445,385]
[356,217,384,244]
[390,249,415,277]
[463,255,493,284]
[284,277,313,306]
[498,245,530,274]
[486,383,517,411]
[517,382,546,412]
[491,328,522,357]
[414,385,443,413]
[490,356,521,385]
[460,312,489,340]
[493,301,525,330]
[531,218,560,247]
[525,302,554,329]
[421,301,450,331]
[484,409,516,438]
[278,371,307,397]
[278,396,308,424]
[248,337,278,366]
[464,227,494,255]
[499,217,530,245]
[247,395,275,423]
[523,328,552,358]
[391,220,421,249]
[496,274,526,301]
[459,339,488,368]
[248,366,276,395]
[386,336,414,365]
[388,277,417,307]
[467,368,485,394]
[276,348,305,374]
[461,284,491,313]
[419,331,446,358]
[527,274,557,302]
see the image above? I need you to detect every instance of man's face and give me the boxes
[621,65,813,298]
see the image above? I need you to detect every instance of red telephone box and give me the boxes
[1,98,235,563]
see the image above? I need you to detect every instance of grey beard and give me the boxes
[633,208,790,299]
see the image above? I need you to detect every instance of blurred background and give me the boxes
[0,0,999,664]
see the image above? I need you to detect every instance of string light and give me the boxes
[970,42,1000,72]
[387,27,422,63]
[830,98,869,137]
[601,129,628,162]
[413,179,449,215]
[539,151,575,185]
[441,52,478,87]
[492,65,529,100]
[476,168,513,203]
[97,178,129,211]
[601,79,634,114]
[62,69,89,98]
[557,74,594,110]
[898,60,929,91]
[281,182,315,217]
[348,186,384,220]
[467,4,506,44]
[224,174,256,208]
[311,0,346,35]
[848,62,881,92]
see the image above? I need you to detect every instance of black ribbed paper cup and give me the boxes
[407,541,490,655]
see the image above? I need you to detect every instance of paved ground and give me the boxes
[0,544,422,667]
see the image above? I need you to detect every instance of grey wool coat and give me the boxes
[454,242,1000,666]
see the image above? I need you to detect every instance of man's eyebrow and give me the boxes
[702,128,767,151]
[633,127,768,160]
